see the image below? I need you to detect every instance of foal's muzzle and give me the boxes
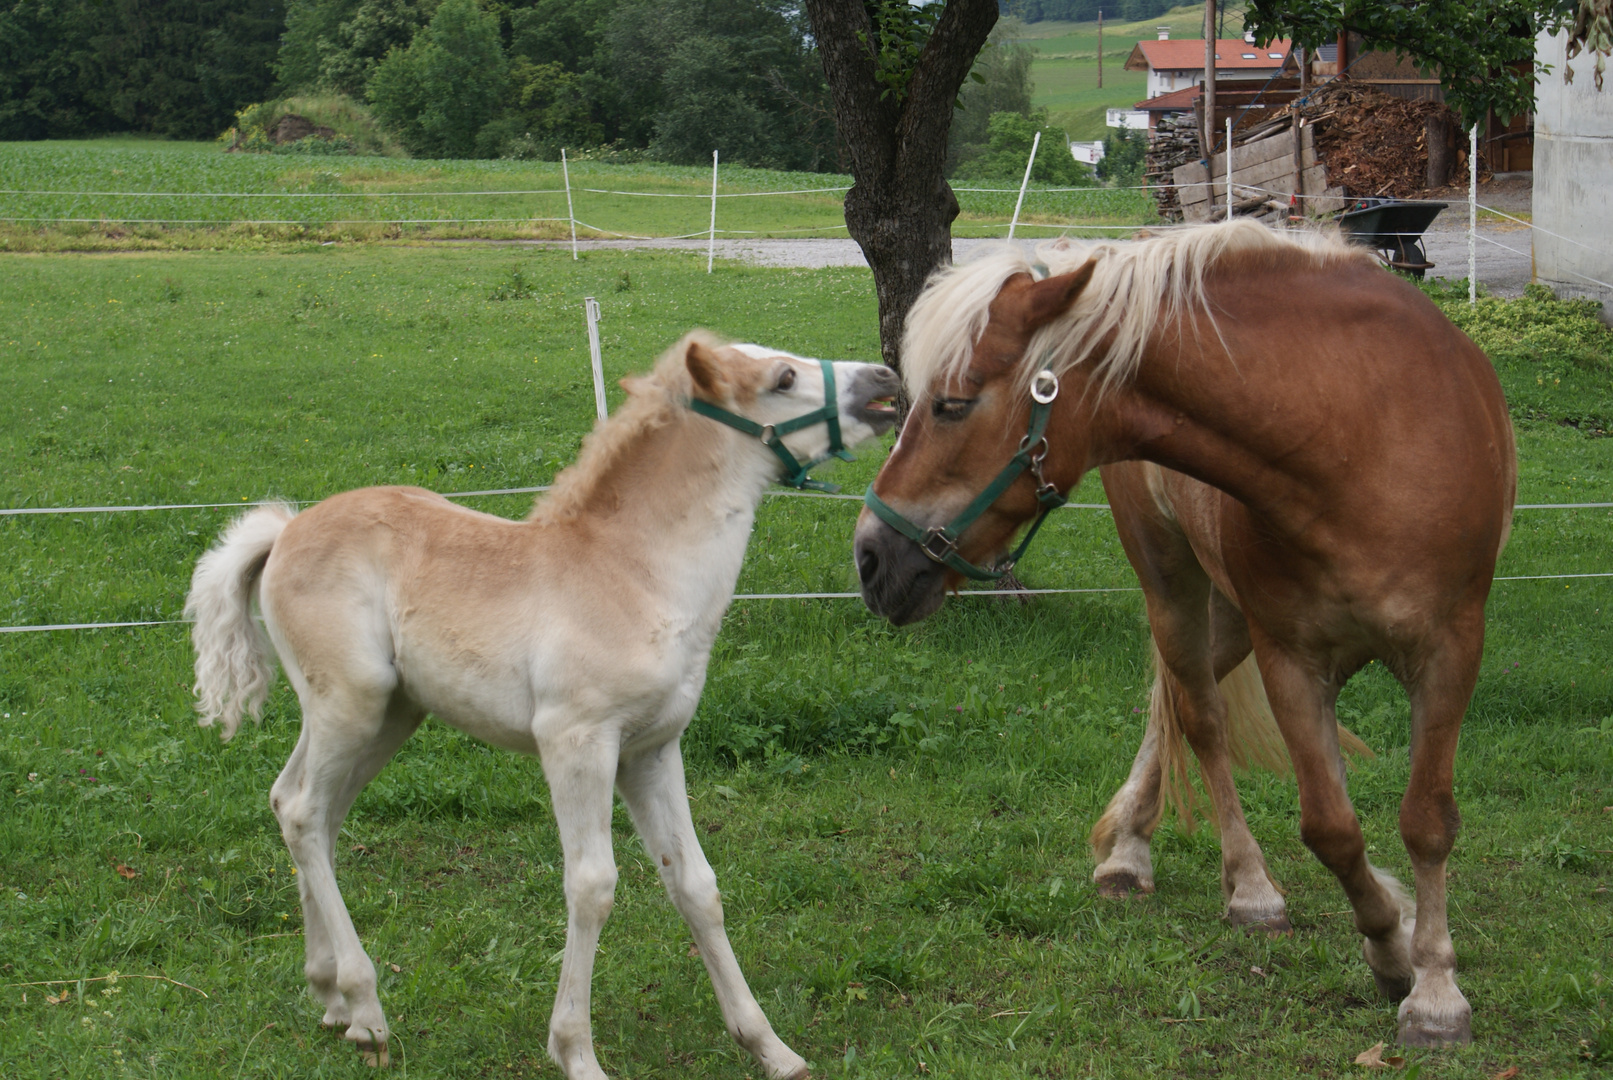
[846,365,901,435]
[854,508,949,626]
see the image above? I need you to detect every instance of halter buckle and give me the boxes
[1031,369,1059,405]
[920,527,959,565]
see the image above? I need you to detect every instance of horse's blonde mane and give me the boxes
[902,220,1373,399]
[529,330,718,523]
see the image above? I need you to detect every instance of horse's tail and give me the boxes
[1149,647,1373,830]
[184,503,294,740]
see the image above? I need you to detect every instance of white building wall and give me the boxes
[1534,29,1613,319]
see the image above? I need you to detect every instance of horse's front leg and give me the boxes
[538,725,622,1080]
[617,739,809,1080]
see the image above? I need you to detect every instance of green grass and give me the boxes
[0,139,1157,251]
[1,249,1610,1078]
[1016,5,1246,141]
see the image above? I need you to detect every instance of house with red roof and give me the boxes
[1125,30,1292,101]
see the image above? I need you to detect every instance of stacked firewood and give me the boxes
[1144,113,1200,222]
[1273,81,1469,198]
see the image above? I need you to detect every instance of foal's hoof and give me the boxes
[1094,872,1154,899]
[1372,970,1413,1002]
[348,1027,391,1068]
[1398,1012,1473,1047]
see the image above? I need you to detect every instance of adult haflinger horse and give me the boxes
[855,220,1515,1046]
[186,333,898,1078]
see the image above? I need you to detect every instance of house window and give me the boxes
[1242,53,1256,59]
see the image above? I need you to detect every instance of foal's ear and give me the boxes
[1021,258,1097,333]
[685,339,729,401]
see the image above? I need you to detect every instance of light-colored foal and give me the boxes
[187,334,898,1077]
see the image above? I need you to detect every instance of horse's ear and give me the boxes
[1021,258,1097,333]
[685,339,728,401]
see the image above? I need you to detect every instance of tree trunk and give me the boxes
[803,0,999,389]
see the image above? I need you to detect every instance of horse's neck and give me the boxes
[566,412,774,609]
[1095,342,1327,528]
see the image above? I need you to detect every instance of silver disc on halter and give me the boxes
[1031,369,1060,404]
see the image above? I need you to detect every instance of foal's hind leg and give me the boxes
[272,685,408,1065]
[291,701,423,1036]
[1393,622,1481,1046]
[617,740,809,1080]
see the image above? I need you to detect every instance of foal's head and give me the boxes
[680,336,901,482]
[855,259,1097,625]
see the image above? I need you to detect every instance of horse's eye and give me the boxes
[775,367,796,392]
[932,397,975,420]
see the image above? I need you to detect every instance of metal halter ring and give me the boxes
[758,424,778,445]
[1031,368,1060,405]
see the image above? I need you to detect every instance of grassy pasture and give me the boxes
[0,247,1610,1079]
[0,140,1155,252]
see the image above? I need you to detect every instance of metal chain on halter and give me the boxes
[863,368,1068,581]
[687,359,856,494]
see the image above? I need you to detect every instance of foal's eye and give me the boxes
[931,396,975,420]
[775,367,797,392]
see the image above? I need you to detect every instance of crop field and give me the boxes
[0,245,1610,1079]
[0,140,1156,252]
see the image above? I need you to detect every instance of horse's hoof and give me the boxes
[1373,970,1413,1002]
[1398,1012,1472,1047]
[357,1040,391,1068]
[1094,872,1153,899]
[1234,913,1293,937]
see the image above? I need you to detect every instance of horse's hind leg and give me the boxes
[1394,621,1481,1046]
[1249,635,1419,1013]
[272,684,405,1066]
[616,740,809,1080]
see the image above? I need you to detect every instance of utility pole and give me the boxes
[1202,0,1217,167]
[1097,9,1103,89]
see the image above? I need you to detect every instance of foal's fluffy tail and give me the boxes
[1147,646,1372,831]
[184,504,294,740]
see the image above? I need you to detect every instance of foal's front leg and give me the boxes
[538,728,622,1080]
[617,740,809,1080]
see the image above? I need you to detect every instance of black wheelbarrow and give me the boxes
[1337,198,1448,277]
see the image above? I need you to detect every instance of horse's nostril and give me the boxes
[856,542,879,584]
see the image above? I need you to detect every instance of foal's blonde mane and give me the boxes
[902,220,1373,399]
[529,330,720,523]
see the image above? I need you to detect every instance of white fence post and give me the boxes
[584,297,607,421]
[1008,131,1041,241]
[707,150,719,274]
[562,148,578,261]
[1469,122,1479,304]
[1225,118,1234,223]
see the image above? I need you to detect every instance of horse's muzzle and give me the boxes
[848,365,902,435]
[854,508,948,626]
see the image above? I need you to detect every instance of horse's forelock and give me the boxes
[901,247,1036,399]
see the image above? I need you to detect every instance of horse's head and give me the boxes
[682,337,900,489]
[855,259,1097,625]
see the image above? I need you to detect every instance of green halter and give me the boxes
[687,359,856,494]
[862,368,1068,582]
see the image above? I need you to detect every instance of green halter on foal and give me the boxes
[687,359,856,494]
[863,368,1067,581]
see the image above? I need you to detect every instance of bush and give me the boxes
[217,93,403,156]
[368,0,509,158]
[951,110,1094,187]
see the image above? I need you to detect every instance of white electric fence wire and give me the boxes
[4,572,1608,635]
[561,148,578,260]
[1009,131,1041,241]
